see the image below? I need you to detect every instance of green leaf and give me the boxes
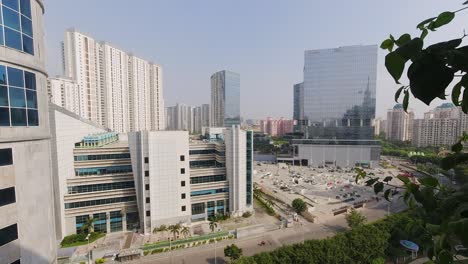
[452,82,462,106]
[408,53,455,105]
[417,17,436,29]
[452,141,463,152]
[426,224,441,235]
[384,189,392,201]
[432,12,455,29]
[395,86,405,103]
[419,177,439,188]
[395,38,424,61]
[385,52,406,83]
[449,218,468,245]
[374,182,384,194]
[463,86,468,114]
[403,90,409,112]
[365,178,379,186]
[389,34,395,41]
[447,46,468,73]
[438,249,454,264]
[396,34,411,47]
[397,175,411,184]
[427,38,462,53]
[383,176,393,182]
[420,29,428,40]
[380,39,393,50]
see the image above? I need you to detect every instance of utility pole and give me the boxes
[86,234,91,264]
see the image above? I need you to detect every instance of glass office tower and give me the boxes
[210,70,240,127]
[303,45,377,139]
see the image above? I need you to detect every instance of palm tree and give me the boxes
[80,217,96,234]
[209,220,218,233]
[265,198,275,208]
[181,226,190,239]
[158,224,168,238]
[168,224,180,240]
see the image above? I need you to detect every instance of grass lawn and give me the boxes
[61,233,106,248]
[143,231,229,251]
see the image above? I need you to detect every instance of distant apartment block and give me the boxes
[166,103,210,134]
[0,0,57,263]
[48,76,80,114]
[386,104,414,142]
[260,118,295,137]
[60,29,164,133]
[373,118,386,136]
[412,103,466,147]
[293,82,304,122]
[211,70,240,127]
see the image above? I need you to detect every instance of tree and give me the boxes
[181,226,190,238]
[80,217,96,234]
[345,208,367,229]
[224,244,243,261]
[209,220,218,233]
[168,224,180,240]
[292,198,307,214]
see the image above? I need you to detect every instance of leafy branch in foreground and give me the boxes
[355,167,468,264]
[380,4,468,113]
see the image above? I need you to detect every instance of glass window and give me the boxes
[9,87,25,107]
[0,108,9,126]
[3,0,20,11]
[10,108,26,126]
[20,0,31,18]
[27,109,37,125]
[0,28,3,46]
[0,86,8,106]
[0,187,16,207]
[25,89,36,108]
[20,16,32,37]
[7,67,23,87]
[0,66,6,85]
[0,148,13,166]
[3,7,20,31]
[22,34,33,55]
[0,224,18,247]
[4,27,22,51]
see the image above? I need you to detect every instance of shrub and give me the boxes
[292,198,307,214]
[95,259,105,264]
[61,232,103,247]
[242,211,252,218]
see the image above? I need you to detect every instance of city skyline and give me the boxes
[44,1,467,120]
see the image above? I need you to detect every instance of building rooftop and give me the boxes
[76,132,120,148]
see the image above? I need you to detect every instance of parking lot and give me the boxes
[254,162,404,221]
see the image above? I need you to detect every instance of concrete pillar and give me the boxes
[204,202,208,221]
[122,212,127,231]
[106,212,111,233]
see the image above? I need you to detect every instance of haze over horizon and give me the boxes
[44,0,467,120]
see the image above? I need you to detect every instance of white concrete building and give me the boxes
[0,0,57,263]
[61,29,164,133]
[128,127,253,234]
[48,76,80,114]
[165,103,194,133]
[373,118,386,136]
[386,104,414,142]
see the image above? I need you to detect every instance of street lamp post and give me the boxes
[86,233,91,264]
[170,238,173,264]
[214,239,217,264]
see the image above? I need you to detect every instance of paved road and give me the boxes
[129,200,405,264]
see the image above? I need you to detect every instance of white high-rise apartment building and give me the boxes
[386,104,414,142]
[373,118,386,136]
[166,103,194,132]
[0,0,57,263]
[412,103,465,147]
[48,76,80,114]
[61,29,164,133]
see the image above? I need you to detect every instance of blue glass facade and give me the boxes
[65,196,136,209]
[74,165,132,176]
[67,181,134,194]
[0,65,38,126]
[302,45,377,140]
[211,70,240,127]
[190,188,229,197]
[0,0,34,55]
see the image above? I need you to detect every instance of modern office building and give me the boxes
[211,70,240,127]
[61,29,164,133]
[293,82,304,122]
[47,76,80,114]
[386,104,414,142]
[0,0,58,263]
[49,104,139,239]
[293,45,380,167]
[128,126,253,234]
[412,103,465,148]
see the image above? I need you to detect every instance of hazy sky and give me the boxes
[44,0,467,119]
